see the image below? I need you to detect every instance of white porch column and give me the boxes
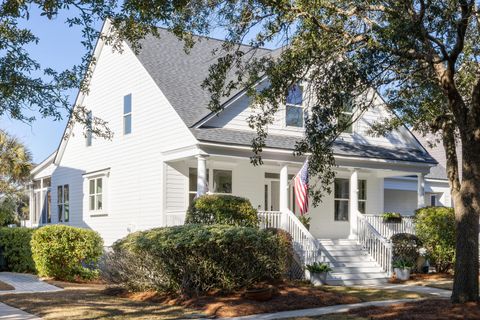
[349,169,359,240]
[196,155,208,196]
[279,163,289,231]
[280,164,289,211]
[417,172,426,208]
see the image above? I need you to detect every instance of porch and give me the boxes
[163,144,431,240]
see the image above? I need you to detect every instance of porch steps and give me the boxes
[318,239,389,286]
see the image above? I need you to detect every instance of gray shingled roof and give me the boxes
[132,30,436,166]
[191,127,437,164]
[132,29,271,127]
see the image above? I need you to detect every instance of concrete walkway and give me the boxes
[219,298,429,320]
[0,272,61,295]
[0,303,41,320]
[219,284,452,319]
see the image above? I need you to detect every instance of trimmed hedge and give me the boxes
[0,227,35,273]
[103,224,291,295]
[185,194,258,227]
[391,233,422,272]
[415,206,455,272]
[31,225,103,280]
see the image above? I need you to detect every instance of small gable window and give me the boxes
[123,94,132,135]
[339,96,353,134]
[86,111,93,147]
[286,85,304,127]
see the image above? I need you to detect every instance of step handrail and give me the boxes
[357,214,393,277]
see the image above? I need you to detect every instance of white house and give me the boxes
[29,21,452,284]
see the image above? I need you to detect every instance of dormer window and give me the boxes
[339,94,353,134]
[285,85,304,127]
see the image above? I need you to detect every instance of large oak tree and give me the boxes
[2,0,480,302]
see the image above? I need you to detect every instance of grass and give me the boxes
[0,282,206,320]
[0,280,14,291]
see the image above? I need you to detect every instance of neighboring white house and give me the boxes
[28,21,453,284]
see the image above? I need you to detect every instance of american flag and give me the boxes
[294,159,309,215]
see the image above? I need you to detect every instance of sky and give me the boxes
[0,9,96,164]
[0,10,279,164]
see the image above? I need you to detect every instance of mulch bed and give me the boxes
[348,299,480,320]
[106,282,361,318]
[0,280,14,291]
[389,272,453,284]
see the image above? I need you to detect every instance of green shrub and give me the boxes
[185,194,258,227]
[31,225,103,281]
[0,227,35,272]
[391,233,422,272]
[108,224,290,295]
[415,206,455,272]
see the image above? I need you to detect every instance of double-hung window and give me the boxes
[123,94,132,135]
[285,85,304,127]
[334,178,367,221]
[188,168,232,204]
[89,177,103,212]
[57,184,69,222]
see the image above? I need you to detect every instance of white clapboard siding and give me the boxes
[50,40,197,245]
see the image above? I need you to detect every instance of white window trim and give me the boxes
[83,169,110,217]
[57,184,69,223]
[285,85,305,128]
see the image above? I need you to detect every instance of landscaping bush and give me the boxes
[31,225,103,281]
[185,194,258,227]
[415,206,455,272]
[0,227,35,273]
[391,233,422,272]
[106,224,290,295]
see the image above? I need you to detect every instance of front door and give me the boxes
[264,179,280,211]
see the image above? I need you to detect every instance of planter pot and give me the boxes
[383,217,402,223]
[310,272,328,286]
[244,286,273,301]
[394,267,411,281]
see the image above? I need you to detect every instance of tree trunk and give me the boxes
[451,139,480,303]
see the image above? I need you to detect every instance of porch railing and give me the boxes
[358,214,393,276]
[363,214,416,238]
[258,210,329,267]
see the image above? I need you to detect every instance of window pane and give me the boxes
[335,200,349,221]
[358,201,366,214]
[430,195,437,206]
[86,111,92,147]
[58,205,63,222]
[96,178,102,194]
[47,191,51,223]
[334,179,349,199]
[33,180,42,189]
[64,204,69,222]
[189,168,197,192]
[124,114,132,135]
[89,179,95,196]
[358,180,367,200]
[43,177,51,188]
[97,195,103,210]
[57,186,63,204]
[64,185,69,203]
[124,94,132,114]
[286,85,303,105]
[89,195,95,211]
[286,105,304,127]
[213,170,232,193]
[339,113,353,133]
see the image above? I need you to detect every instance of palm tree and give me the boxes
[0,130,32,195]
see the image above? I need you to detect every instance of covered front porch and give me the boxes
[163,143,432,240]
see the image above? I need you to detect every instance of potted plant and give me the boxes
[393,259,414,281]
[299,214,311,230]
[306,262,332,286]
[382,212,402,223]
